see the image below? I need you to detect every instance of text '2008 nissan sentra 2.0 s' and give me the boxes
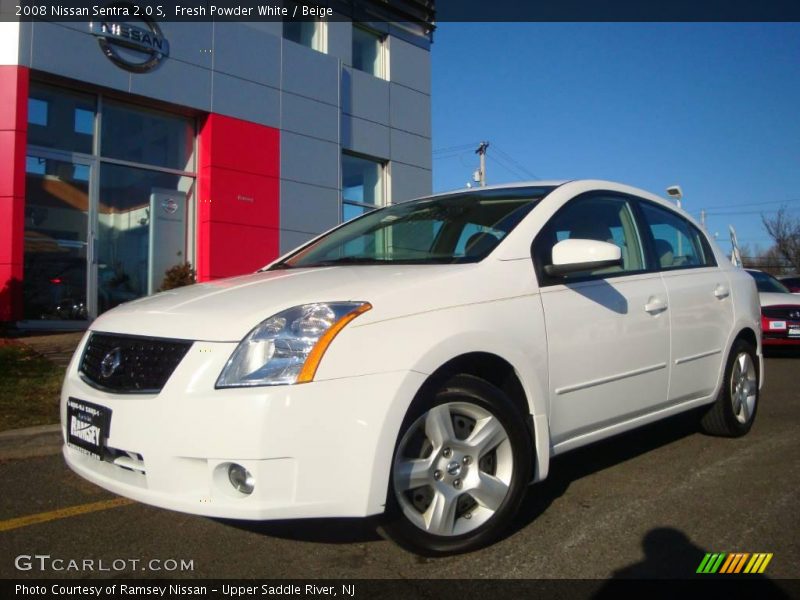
[61,180,763,555]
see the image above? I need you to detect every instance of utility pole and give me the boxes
[475,141,489,187]
[700,209,706,230]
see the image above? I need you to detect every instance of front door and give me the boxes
[533,193,671,447]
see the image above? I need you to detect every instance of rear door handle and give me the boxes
[645,297,668,314]
[714,285,730,299]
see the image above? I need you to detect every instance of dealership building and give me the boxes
[0,2,434,325]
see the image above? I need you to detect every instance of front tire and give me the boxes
[379,374,533,555]
[700,339,759,437]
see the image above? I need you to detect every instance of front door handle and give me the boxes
[714,284,730,299]
[645,297,668,315]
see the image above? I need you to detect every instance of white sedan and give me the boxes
[61,180,762,554]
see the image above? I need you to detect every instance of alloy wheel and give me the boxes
[392,401,514,537]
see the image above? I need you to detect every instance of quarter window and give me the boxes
[639,202,714,269]
[534,195,646,284]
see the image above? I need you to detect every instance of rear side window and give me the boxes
[639,202,716,270]
[533,194,646,285]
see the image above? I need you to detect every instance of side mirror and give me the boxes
[544,238,622,276]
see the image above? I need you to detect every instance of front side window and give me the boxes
[352,26,385,78]
[274,188,555,268]
[639,202,714,270]
[342,153,385,222]
[534,195,646,284]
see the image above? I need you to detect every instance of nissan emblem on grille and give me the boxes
[100,347,122,379]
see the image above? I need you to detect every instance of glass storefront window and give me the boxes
[24,82,197,321]
[101,101,195,172]
[97,164,194,313]
[27,84,96,154]
[23,155,90,320]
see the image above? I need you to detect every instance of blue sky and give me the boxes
[430,23,800,256]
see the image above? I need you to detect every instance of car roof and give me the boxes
[423,181,569,200]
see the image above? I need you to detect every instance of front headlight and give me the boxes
[216,302,372,388]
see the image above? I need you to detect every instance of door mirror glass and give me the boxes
[545,238,622,276]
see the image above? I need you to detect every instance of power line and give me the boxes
[492,145,540,180]
[432,143,480,155]
[487,154,528,181]
[432,151,472,161]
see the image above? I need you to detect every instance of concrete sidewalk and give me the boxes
[12,331,85,367]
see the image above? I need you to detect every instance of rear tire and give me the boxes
[701,339,759,437]
[379,374,533,555]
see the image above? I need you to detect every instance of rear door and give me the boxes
[638,201,733,402]
[533,193,671,446]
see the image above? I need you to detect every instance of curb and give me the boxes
[0,423,62,460]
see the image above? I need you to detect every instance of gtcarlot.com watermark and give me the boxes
[14,554,194,573]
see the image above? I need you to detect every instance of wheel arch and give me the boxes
[406,351,551,483]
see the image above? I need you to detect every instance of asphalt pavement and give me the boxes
[1,353,797,580]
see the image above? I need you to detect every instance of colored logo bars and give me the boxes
[697,552,773,574]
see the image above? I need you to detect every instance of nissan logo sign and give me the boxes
[92,2,169,73]
[162,198,178,215]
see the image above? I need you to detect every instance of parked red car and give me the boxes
[748,270,800,346]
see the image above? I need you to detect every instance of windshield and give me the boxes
[273,187,556,269]
[748,270,791,294]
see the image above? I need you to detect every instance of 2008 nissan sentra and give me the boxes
[61,180,763,554]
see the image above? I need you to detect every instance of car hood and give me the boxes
[758,291,800,308]
[89,264,486,342]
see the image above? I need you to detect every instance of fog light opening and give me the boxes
[228,463,255,495]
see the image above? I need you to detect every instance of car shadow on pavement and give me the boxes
[215,515,384,544]
[763,346,800,359]
[510,410,703,537]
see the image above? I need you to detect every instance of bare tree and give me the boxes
[762,207,800,273]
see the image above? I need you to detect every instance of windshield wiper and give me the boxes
[297,257,391,267]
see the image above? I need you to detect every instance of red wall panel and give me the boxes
[0,66,28,322]
[199,113,280,178]
[0,66,29,131]
[0,130,26,197]
[196,114,280,283]
[198,167,279,228]
[207,223,281,279]
[0,196,24,265]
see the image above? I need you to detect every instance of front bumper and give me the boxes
[762,336,800,346]
[61,336,426,520]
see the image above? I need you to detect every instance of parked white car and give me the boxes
[61,180,763,554]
